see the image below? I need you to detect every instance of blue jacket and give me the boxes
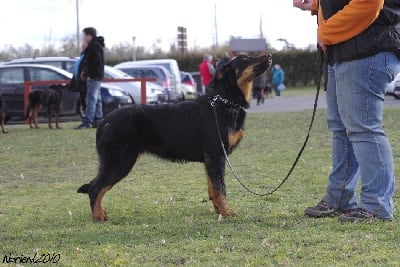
[271,68,284,85]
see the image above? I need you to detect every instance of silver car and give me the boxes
[104,66,166,104]
[386,72,400,99]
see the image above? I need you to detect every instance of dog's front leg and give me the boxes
[205,157,236,217]
[47,106,53,129]
[55,110,61,129]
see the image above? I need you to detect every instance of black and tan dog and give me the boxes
[0,96,8,133]
[78,55,272,222]
[25,84,63,129]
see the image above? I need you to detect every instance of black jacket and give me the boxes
[320,0,400,64]
[83,38,104,81]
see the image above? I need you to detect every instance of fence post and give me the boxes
[140,80,147,105]
[24,82,32,125]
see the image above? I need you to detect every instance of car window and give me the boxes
[28,68,66,81]
[65,61,76,73]
[0,68,24,83]
[119,69,137,78]
[39,61,63,70]
[141,70,158,79]
[104,72,113,79]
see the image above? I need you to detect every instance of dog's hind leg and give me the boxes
[204,157,236,217]
[47,106,53,129]
[0,112,7,133]
[34,105,41,129]
[55,109,61,129]
[81,145,140,222]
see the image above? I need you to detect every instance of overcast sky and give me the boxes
[0,0,318,52]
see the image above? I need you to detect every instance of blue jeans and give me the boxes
[83,79,103,125]
[323,52,399,220]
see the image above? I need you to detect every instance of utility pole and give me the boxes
[132,36,136,61]
[177,27,187,56]
[214,4,219,51]
[76,0,80,54]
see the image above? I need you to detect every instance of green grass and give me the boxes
[0,108,399,266]
[282,86,316,97]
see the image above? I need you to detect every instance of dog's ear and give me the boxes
[208,62,232,89]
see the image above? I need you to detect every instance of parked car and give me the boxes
[1,56,77,73]
[114,64,174,101]
[116,59,183,101]
[190,72,204,95]
[103,66,166,104]
[386,72,400,99]
[0,64,132,120]
[180,71,197,100]
[1,57,165,104]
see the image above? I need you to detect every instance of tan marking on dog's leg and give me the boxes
[206,176,220,214]
[48,115,52,129]
[34,105,41,129]
[211,188,236,217]
[55,111,61,129]
[92,186,111,222]
[1,112,7,133]
[228,130,245,149]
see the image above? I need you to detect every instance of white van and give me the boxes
[119,59,183,101]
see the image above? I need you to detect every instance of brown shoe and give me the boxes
[305,201,338,218]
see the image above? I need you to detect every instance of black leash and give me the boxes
[211,52,325,196]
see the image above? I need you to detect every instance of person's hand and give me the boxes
[293,0,313,11]
[317,36,327,53]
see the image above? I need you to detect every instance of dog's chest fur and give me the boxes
[220,106,246,151]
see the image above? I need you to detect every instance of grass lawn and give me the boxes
[0,107,399,266]
[276,86,317,97]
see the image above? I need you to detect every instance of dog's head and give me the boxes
[208,54,272,108]
[49,84,65,96]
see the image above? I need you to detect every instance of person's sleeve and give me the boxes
[318,0,384,45]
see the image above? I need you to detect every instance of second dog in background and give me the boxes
[25,84,64,129]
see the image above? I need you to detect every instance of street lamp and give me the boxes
[132,36,136,61]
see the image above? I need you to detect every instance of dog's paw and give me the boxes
[92,209,108,222]
[220,208,236,217]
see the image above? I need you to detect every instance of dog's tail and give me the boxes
[77,183,90,194]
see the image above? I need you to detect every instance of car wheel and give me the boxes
[394,94,400,99]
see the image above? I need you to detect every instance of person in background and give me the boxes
[199,54,215,95]
[271,64,285,96]
[253,70,267,105]
[76,27,105,129]
[294,0,400,222]
[69,42,88,113]
[216,52,231,68]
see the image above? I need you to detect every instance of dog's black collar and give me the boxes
[209,95,245,110]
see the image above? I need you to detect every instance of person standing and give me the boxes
[294,0,400,222]
[76,27,105,129]
[253,70,267,105]
[199,54,215,95]
[69,42,88,113]
[271,64,285,96]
